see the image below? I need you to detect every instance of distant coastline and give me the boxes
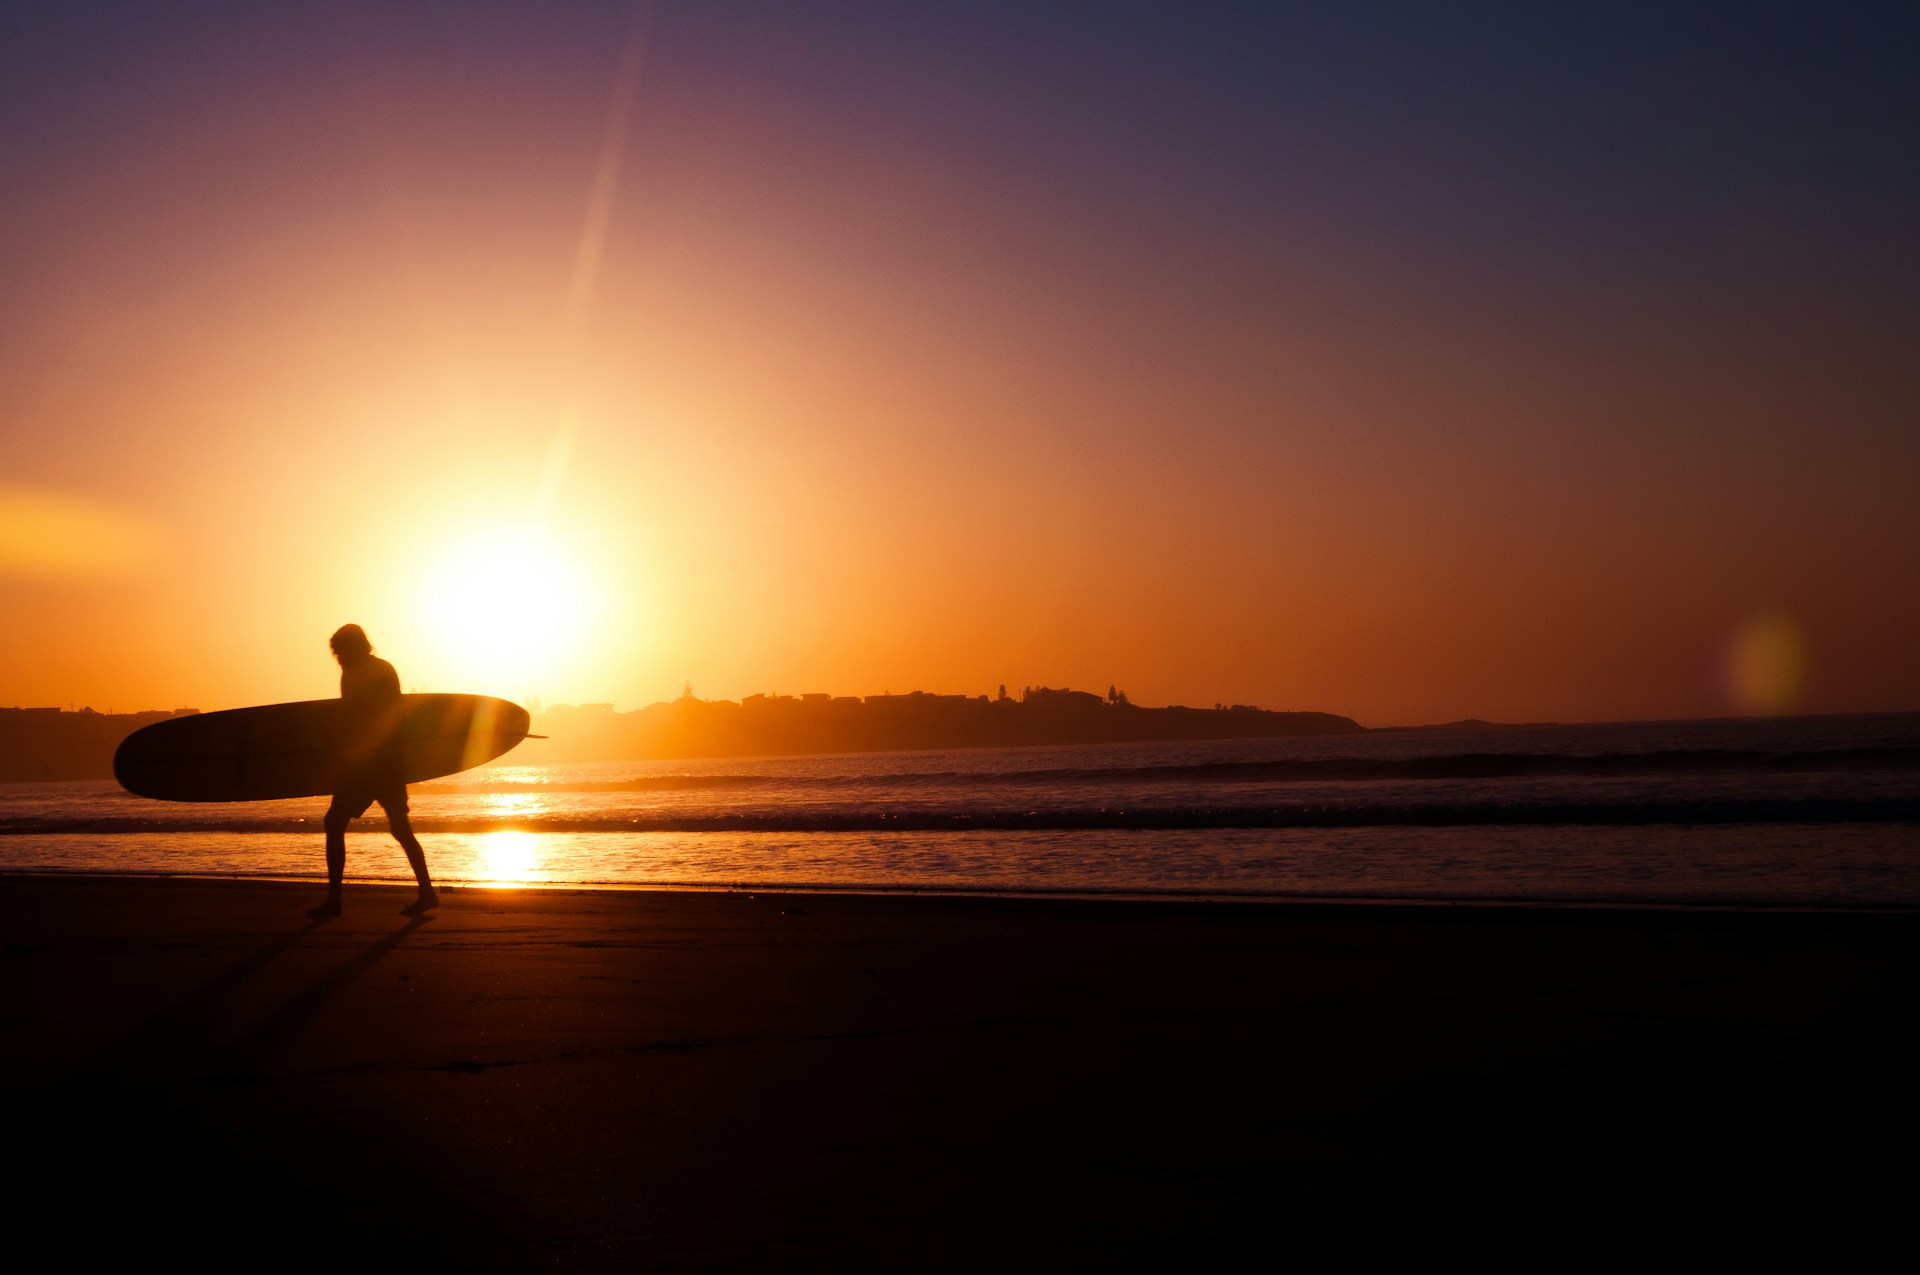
[528,687,1362,764]
[0,686,1362,780]
[15,694,1916,783]
[0,705,197,783]
[1373,718,1561,732]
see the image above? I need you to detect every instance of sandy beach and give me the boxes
[5,874,1917,1267]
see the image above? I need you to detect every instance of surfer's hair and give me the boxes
[329,624,373,657]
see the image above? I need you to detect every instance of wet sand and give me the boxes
[5,874,1917,1267]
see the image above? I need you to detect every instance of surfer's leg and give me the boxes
[311,798,352,919]
[391,811,433,888]
[383,790,438,914]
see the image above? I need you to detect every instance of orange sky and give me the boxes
[2,4,1916,726]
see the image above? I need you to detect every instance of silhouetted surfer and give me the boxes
[307,624,439,919]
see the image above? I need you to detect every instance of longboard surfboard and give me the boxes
[113,694,532,802]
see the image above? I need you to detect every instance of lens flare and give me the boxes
[0,486,157,579]
[1726,613,1804,715]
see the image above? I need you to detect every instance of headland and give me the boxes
[530,685,1362,763]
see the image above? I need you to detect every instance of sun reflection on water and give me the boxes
[483,792,546,819]
[476,830,542,884]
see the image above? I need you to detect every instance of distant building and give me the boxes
[865,691,974,707]
[1023,687,1103,708]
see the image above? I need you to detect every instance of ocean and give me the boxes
[3,712,1917,906]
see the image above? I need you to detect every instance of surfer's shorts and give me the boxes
[326,786,409,823]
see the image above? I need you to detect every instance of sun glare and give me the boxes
[412,528,602,698]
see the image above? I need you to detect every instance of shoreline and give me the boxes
[6,867,1919,914]
[7,873,1919,1264]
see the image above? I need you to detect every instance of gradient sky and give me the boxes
[2,1,1915,725]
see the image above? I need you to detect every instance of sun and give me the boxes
[413,527,599,697]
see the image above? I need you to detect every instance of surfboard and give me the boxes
[113,694,532,802]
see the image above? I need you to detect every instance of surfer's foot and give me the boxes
[400,888,440,917]
[306,898,342,921]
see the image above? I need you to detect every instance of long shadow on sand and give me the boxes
[100,916,331,1078]
[86,910,435,1083]
[207,914,434,1081]
[96,909,432,1081]
[21,913,447,1267]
